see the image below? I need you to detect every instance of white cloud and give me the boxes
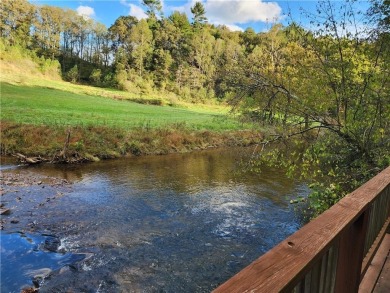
[208,21,244,32]
[168,0,281,30]
[224,24,244,32]
[205,0,281,24]
[129,4,148,19]
[76,5,95,20]
[120,0,148,20]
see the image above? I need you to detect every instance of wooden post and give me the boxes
[335,210,370,293]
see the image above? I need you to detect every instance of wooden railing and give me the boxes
[214,166,390,293]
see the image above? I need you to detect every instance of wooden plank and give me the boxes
[373,250,390,293]
[359,234,390,293]
[213,166,390,293]
[335,210,370,292]
[361,219,390,278]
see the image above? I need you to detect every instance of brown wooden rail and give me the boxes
[213,166,390,293]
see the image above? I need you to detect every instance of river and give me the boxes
[0,147,309,292]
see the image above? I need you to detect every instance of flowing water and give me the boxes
[1,147,309,292]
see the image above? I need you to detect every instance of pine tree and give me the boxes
[142,0,163,18]
[191,2,207,25]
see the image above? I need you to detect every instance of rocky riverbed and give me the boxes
[0,169,87,293]
[1,170,72,232]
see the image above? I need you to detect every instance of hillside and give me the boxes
[0,46,261,163]
[0,83,243,130]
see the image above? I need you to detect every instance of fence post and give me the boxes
[335,209,370,292]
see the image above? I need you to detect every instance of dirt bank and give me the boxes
[1,122,263,163]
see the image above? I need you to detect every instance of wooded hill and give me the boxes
[0,0,305,103]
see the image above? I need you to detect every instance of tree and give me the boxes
[60,8,79,58]
[91,22,109,66]
[142,0,163,18]
[169,11,192,35]
[109,16,138,52]
[33,5,63,58]
[240,28,260,54]
[0,0,35,46]
[129,19,153,77]
[152,48,173,89]
[369,0,390,30]
[190,27,216,90]
[226,1,390,216]
[191,2,207,25]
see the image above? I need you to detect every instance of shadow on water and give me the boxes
[1,147,309,292]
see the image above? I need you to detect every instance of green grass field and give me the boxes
[0,82,247,131]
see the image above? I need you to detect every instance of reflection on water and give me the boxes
[0,233,87,293]
[1,147,309,292]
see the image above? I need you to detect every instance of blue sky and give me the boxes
[29,1,369,32]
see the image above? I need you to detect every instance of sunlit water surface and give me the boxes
[1,148,309,292]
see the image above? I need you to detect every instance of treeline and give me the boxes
[1,0,291,102]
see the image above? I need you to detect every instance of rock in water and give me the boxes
[43,236,61,252]
[0,208,11,215]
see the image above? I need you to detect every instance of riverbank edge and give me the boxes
[0,122,263,164]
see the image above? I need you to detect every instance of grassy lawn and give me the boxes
[0,83,246,131]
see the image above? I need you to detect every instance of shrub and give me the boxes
[90,69,102,86]
[38,57,61,77]
[114,69,128,90]
[101,72,115,87]
[66,65,79,83]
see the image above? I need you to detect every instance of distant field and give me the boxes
[0,83,247,131]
